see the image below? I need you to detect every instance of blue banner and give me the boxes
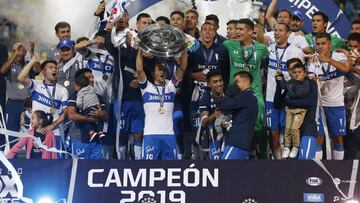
[1,160,359,203]
[263,0,352,39]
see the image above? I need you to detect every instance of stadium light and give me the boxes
[37,197,54,203]
[346,200,359,203]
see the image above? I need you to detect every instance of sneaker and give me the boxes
[282,147,290,159]
[98,131,106,138]
[289,147,299,159]
[89,131,98,142]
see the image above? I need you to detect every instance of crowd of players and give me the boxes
[0,0,359,160]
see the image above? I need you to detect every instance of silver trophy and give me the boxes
[138,24,187,57]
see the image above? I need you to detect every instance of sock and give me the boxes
[134,140,142,160]
[333,143,344,160]
[315,144,323,160]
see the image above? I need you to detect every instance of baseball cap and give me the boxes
[57,39,74,49]
[293,10,304,20]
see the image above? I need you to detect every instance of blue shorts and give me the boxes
[222,145,249,160]
[70,137,103,159]
[265,101,286,131]
[298,136,316,160]
[317,106,346,137]
[142,135,178,160]
[120,100,145,134]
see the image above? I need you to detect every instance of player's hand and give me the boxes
[317,54,331,63]
[89,106,103,119]
[31,53,41,63]
[129,79,139,88]
[105,22,114,31]
[191,72,206,82]
[95,1,106,16]
[126,31,133,46]
[213,110,222,118]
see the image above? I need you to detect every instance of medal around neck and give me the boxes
[64,80,70,87]
[159,107,165,114]
[138,24,187,57]
[18,83,24,89]
[50,107,56,115]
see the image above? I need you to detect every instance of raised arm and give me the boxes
[136,49,147,83]
[74,39,96,54]
[17,54,41,87]
[0,44,21,74]
[265,0,278,31]
[175,51,189,81]
[257,12,269,44]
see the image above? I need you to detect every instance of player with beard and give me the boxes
[18,55,68,156]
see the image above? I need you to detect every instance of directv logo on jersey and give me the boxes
[303,193,324,202]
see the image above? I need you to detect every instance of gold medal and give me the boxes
[159,107,165,114]
[64,80,70,87]
[50,107,56,115]
[18,83,24,89]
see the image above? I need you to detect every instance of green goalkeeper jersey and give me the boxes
[223,40,268,96]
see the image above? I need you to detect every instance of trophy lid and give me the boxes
[138,24,187,57]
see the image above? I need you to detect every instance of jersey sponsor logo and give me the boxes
[32,91,61,109]
[303,193,324,202]
[232,62,255,69]
[268,59,287,71]
[306,177,322,186]
[88,60,114,73]
[143,92,175,103]
[197,64,218,70]
[123,65,135,74]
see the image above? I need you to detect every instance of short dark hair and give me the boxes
[76,36,89,44]
[312,11,329,23]
[206,71,222,82]
[41,59,57,70]
[95,30,107,38]
[286,58,303,69]
[156,16,170,24]
[205,14,219,25]
[136,13,151,22]
[201,22,214,31]
[278,9,292,19]
[277,22,290,32]
[55,22,71,33]
[185,9,199,18]
[352,19,360,25]
[226,20,238,26]
[238,18,255,30]
[315,32,331,42]
[74,68,92,80]
[152,61,165,73]
[292,63,306,72]
[170,10,185,19]
[234,71,253,84]
[75,74,90,89]
[348,32,360,43]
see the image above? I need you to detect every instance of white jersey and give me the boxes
[140,78,179,136]
[266,44,305,102]
[265,31,310,50]
[28,80,68,135]
[82,48,114,102]
[307,52,347,107]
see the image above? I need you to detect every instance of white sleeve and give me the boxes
[296,35,310,49]
[86,15,101,38]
